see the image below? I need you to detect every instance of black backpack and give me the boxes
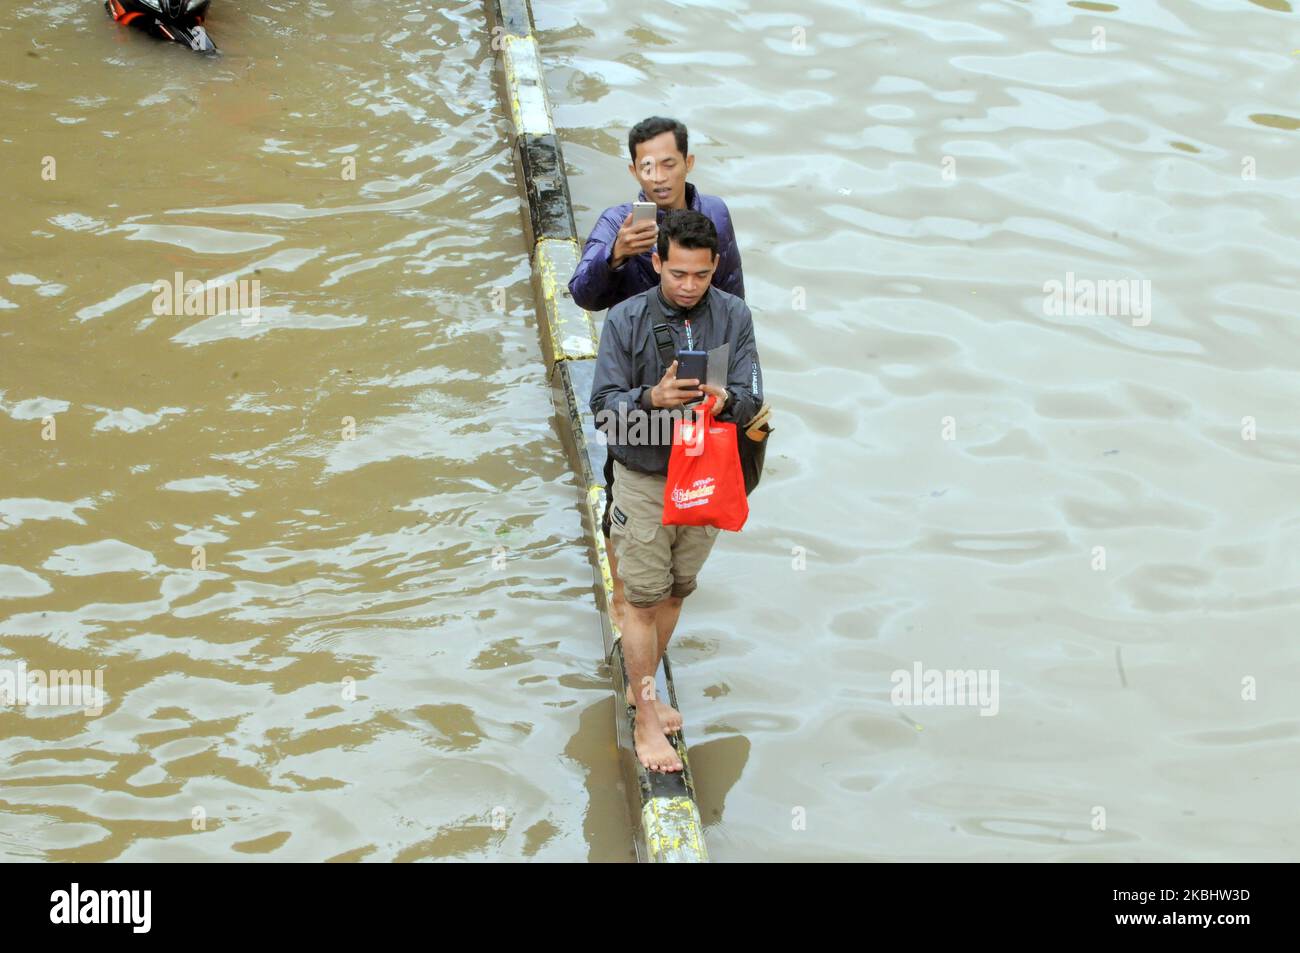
[645,295,768,495]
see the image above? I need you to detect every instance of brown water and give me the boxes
[2,0,1297,863]
[1,0,632,861]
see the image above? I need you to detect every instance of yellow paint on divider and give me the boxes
[585,484,620,644]
[536,239,597,362]
[501,34,555,139]
[642,797,710,863]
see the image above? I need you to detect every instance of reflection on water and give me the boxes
[2,0,1297,862]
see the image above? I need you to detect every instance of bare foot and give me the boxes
[634,714,683,773]
[625,684,682,733]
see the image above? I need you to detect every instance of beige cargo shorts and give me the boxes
[609,459,720,608]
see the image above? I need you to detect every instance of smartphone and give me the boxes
[675,350,708,404]
[631,201,657,225]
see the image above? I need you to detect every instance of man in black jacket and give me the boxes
[589,210,762,773]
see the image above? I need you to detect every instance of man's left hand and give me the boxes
[699,385,728,415]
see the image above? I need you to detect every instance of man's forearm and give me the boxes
[713,387,755,426]
[608,239,628,271]
[571,212,627,311]
[594,384,652,419]
[571,251,616,312]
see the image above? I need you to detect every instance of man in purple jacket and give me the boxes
[570,117,746,629]
[569,117,745,312]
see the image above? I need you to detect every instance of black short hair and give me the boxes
[629,117,688,163]
[657,209,718,262]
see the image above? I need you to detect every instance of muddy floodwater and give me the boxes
[3,0,1299,861]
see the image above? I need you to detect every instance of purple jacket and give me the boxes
[568,182,745,313]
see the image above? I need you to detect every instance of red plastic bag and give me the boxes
[663,396,749,532]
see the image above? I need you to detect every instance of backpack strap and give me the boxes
[652,323,676,372]
[644,289,678,373]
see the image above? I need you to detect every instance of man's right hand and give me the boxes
[649,360,702,409]
[610,212,658,268]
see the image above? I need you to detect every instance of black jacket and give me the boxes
[589,285,762,477]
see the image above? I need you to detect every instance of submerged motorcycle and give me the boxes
[105,0,217,54]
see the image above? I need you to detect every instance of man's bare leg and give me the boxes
[623,595,683,732]
[622,599,682,772]
[606,536,627,630]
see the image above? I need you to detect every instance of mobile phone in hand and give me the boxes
[675,350,708,405]
[631,201,657,226]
